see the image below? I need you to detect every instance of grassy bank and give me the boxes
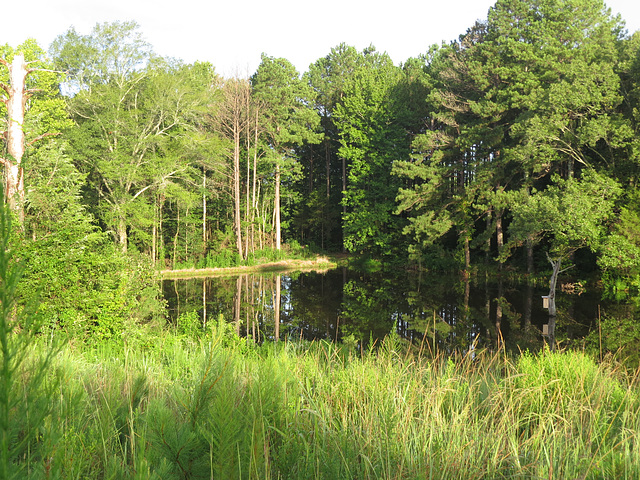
[7,322,640,479]
[161,255,338,279]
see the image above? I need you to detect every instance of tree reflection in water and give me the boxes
[164,268,607,354]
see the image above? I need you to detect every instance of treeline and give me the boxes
[2,0,640,320]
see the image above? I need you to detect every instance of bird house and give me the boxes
[542,323,549,336]
[542,295,550,309]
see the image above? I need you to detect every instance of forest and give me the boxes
[2,0,640,326]
[3,0,640,478]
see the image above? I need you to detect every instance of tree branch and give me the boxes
[26,132,61,147]
[25,88,44,96]
[131,169,186,200]
[25,64,65,75]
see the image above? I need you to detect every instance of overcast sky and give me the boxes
[3,0,639,77]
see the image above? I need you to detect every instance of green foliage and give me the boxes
[334,48,409,256]
[175,310,203,338]
[202,244,308,269]
[252,55,322,149]
[507,170,621,260]
[11,332,640,479]
[585,309,640,368]
[19,138,167,336]
[51,23,216,256]
[598,190,640,274]
[0,192,61,479]
[394,0,636,271]
[204,249,243,268]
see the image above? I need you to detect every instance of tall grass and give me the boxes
[0,194,62,479]
[9,322,640,479]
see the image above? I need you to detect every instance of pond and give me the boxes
[163,267,636,355]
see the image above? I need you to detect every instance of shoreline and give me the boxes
[160,256,338,279]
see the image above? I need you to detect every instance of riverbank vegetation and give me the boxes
[7,323,640,479]
[162,255,337,279]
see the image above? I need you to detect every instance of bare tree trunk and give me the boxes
[251,112,259,255]
[172,206,180,269]
[524,282,532,329]
[274,163,281,250]
[202,170,207,261]
[466,238,471,271]
[1,54,29,224]
[152,196,157,265]
[234,275,242,336]
[233,121,243,258]
[184,206,190,261]
[496,280,504,349]
[485,209,492,265]
[496,208,504,259]
[218,78,250,259]
[202,279,207,328]
[274,274,281,341]
[547,253,562,318]
[341,155,346,252]
[158,195,165,266]
[325,130,331,199]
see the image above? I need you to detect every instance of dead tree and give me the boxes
[1,53,59,224]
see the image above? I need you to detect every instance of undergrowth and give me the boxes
[5,326,640,479]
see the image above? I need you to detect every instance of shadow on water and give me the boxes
[162,267,614,354]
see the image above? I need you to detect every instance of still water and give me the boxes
[163,268,613,353]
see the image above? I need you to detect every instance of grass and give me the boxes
[162,255,337,279]
[7,321,640,479]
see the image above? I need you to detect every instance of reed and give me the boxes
[9,326,640,479]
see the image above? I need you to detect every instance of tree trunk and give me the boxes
[341,155,346,252]
[496,208,504,259]
[526,236,534,276]
[202,279,207,328]
[485,209,492,265]
[158,196,165,266]
[547,253,562,318]
[233,120,243,258]
[251,111,259,256]
[325,132,331,199]
[464,235,471,272]
[117,215,128,253]
[172,206,179,268]
[245,120,251,259]
[2,54,29,224]
[545,253,562,350]
[274,163,281,250]
[496,279,504,348]
[234,275,242,335]
[152,200,157,265]
[274,275,281,341]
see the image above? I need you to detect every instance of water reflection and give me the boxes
[164,268,602,353]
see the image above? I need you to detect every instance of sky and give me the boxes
[3,0,640,77]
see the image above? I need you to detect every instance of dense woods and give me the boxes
[2,0,640,323]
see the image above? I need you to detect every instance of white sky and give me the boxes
[3,0,640,77]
